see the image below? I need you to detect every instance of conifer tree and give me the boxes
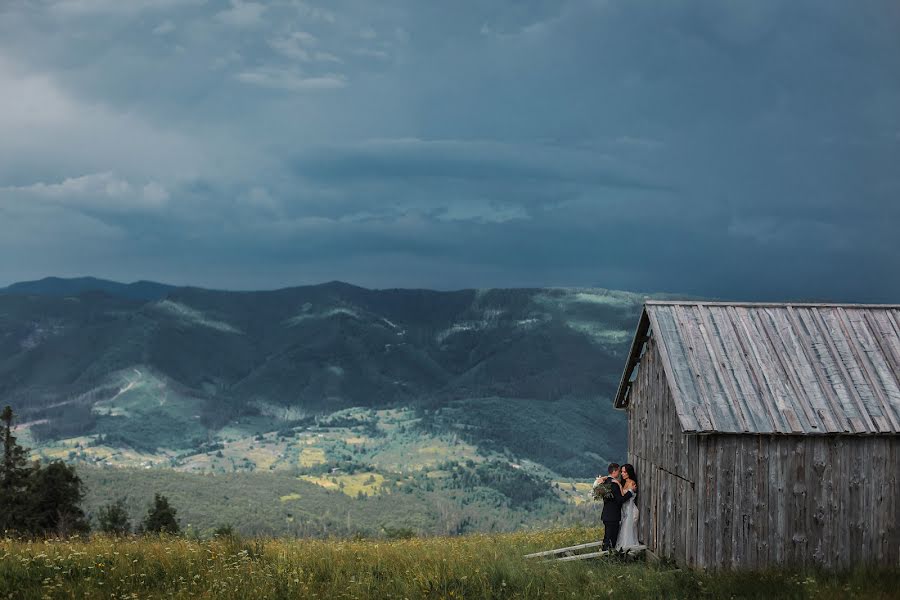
[0,406,33,533]
[97,498,132,536]
[28,461,90,536]
[142,493,180,534]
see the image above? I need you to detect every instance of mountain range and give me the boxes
[0,276,664,535]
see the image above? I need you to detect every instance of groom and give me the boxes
[599,462,633,551]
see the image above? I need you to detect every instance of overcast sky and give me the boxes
[1,0,898,300]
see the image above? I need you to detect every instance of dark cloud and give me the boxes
[0,0,898,301]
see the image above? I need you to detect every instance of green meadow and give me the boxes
[2,528,897,599]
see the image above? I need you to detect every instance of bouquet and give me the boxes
[591,476,614,502]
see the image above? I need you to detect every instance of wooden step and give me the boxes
[523,541,604,559]
[525,543,648,562]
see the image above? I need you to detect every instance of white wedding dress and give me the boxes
[616,488,639,549]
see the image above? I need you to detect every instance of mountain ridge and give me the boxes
[0,277,672,534]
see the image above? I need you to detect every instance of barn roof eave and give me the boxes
[613,307,651,409]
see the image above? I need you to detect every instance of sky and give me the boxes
[0,0,898,301]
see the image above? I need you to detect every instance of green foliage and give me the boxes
[96,498,131,536]
[76,464,588,538]
[1,285,646,473]
[381,525,416,539]
[422,397,626,477]
[142,494,180,535]
[27,461,90,536]
[212,524,235,538]
[2,529,898,599]
[2,406,89,536]
[95,409,206,453]
[1,405,34,533]
[443,460,554,508]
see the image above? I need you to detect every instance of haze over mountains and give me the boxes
[1,276,660,534]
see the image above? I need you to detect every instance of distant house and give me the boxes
[614,302,900,570]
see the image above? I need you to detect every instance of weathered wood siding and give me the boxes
[693,434,900,570]
[627,335,700,566]
[628,338,900,570]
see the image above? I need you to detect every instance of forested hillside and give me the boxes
[1,278,666,534]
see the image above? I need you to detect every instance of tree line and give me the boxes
[1,406,180,537]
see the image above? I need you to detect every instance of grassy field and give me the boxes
[2,528,897,599]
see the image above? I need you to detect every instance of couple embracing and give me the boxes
[595,462,639,551]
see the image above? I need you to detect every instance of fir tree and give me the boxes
[142,493,180,534]
[0,406,33,533]
[28,461,90,536]
[96,498,131,536]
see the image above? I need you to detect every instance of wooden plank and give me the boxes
[835,436,849,570]
[743,438,757,569]
[754,436,769,569]
[825,309,889,431]
[770,437,787,566]
[767,308,840,432]
[757,308,823,430]
[718,436,734,569]
[693,306,753,431]
[887,437,898,567]
[866,310,900,378]
[732,437,745,568]
[523,541,605,558]
[742,308,809,432]
[653,465,660,556]
[869,438,883,565]
[789,438,808,566]
[785,307,859,433]
[802,438,815,568]
[849,439,864,566]
[851,311,900,431]
[672,305,727,430]
[695,437,707,569]
[708,307,772,431]
[648,306,712,431]
[837,309,898,431]
[811,308,877,432]
[551,545,647,562]
[728,306,793,432]
[646,307,699,431]
[809,439,829,567]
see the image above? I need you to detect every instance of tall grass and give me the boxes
[1,527,897,599]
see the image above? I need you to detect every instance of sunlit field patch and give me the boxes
[2,528,896,600]
[553,481,593,505]
[298,472,386,497]
[297,446,327,467]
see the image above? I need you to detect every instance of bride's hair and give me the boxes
[622,463,638,487]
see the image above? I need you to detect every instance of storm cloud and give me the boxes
[1,0,898,300]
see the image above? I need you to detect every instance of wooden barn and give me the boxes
[613,301,900,570]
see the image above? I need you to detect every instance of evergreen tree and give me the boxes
[142,493,180,534]
[96,498,131,536]
[28,461,90,536]
[212,524,235,538]
[0,406,33,533]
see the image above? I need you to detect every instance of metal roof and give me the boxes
[614,302,900,435]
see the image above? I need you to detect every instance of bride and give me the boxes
[616,463,639,548]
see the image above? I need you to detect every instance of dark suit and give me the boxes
[601,478,633,550]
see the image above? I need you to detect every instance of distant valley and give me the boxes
[1,277,663,535]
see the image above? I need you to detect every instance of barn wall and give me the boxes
[695,433,900,570]
[627,337,900,569]
[626,334,700,566]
